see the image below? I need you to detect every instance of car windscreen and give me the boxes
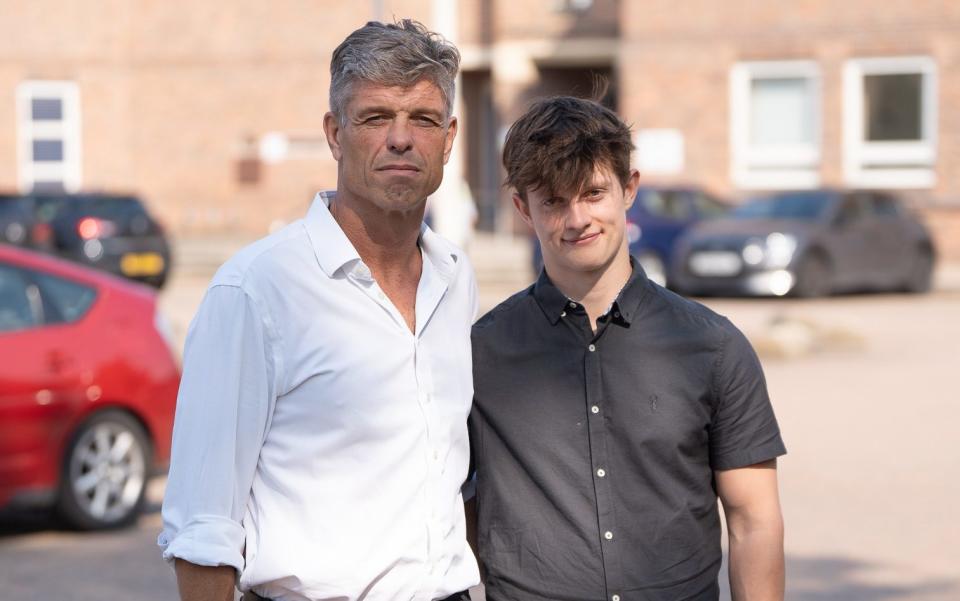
[0,197,31,218]
[62,196,149,219]
[731,192,835,220]
[55,196,160,236]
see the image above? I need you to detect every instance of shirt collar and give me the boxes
[305,191,461,283]
[533,256,649,326]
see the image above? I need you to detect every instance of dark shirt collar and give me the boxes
[533,256,649,326]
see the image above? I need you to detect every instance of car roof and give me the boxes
[0,243,156,301]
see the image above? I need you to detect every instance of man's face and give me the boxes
[515,164,639,278]
[323,78,457,214]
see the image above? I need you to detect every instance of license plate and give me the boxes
[120,252,165,276]
[689,251,742,277]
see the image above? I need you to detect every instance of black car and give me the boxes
[0,195,39,247]
[670,189,936,297]
[16,193,172,288]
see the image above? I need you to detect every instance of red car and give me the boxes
[0,244,179,529]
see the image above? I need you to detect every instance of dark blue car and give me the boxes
[532,185,729,287]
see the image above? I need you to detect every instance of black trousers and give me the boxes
[242,590,471,601]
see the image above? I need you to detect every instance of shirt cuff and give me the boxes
[711,439,787,471]
[158,514,246,573]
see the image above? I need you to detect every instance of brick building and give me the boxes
[2,1,958,253]
[616,0,960,256]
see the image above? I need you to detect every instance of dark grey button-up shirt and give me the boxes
[470,261,786,601]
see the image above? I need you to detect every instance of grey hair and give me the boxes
[329,19,460,123]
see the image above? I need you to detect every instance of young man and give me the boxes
[160,21,480,601]
[469,97,786,601]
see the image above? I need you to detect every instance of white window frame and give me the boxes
[16,81,82,193]
[552,0,593,12]
[730,60,821,190]
[843,56,937,189]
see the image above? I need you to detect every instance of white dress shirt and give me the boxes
[159,192,481,601]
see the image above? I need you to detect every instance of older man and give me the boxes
[159,20,480,601]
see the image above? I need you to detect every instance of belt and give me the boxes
[242,591,471,601]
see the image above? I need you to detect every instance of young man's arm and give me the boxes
[174,561,235,601]
[715,459,784,601]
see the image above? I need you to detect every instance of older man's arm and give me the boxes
[716,459,784,601]
[174,560,235,601]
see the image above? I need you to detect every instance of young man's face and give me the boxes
[515,163,639,278]
[323,78,457,214]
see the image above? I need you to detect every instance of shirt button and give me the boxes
[560,311,566,318]
[591,405,600,414]
[614,311,621,318]
[588,344,596,352]
[568,301,577,309]
[596,468,606,478]
[612,595,621,601]
[604,531,614,540]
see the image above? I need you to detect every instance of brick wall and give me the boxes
[619,0,960,207]
[0,1,436,234]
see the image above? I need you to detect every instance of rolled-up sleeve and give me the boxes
[158,283,278,572]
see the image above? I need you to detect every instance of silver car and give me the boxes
[670,189,936,297]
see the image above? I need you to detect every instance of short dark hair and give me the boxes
[502,96,634,200]
[329,20,460,123]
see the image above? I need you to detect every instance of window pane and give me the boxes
[32,139,64,162]
[692,193,727,217]
[0,265,38,332]
[863,73,923,141]
[31,97,63,121]
[749,77,815,146]
[31,181,66,195]
[664,192,691,219]
[869,194,900,217]
[639,190,668,216]
[34,272,96,324]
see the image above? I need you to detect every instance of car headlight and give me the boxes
[742,240,765,266]
[741,233,797,269]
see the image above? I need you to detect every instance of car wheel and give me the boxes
[637,251,667,287]
[903,249,934,293]
[56,410,150,530]
[792,254,831,298]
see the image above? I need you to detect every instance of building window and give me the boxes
[553,0,593,12]
[843,56,937,188]
[730,61,821,190]
[16,81,82,193]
